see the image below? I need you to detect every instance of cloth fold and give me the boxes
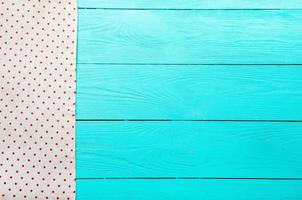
[0,0,77,199]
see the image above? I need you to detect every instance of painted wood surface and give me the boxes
[77,64,302,120]
[76,121,302,178]
[76,3,302,199]
[78,10,302,64]
[78,0,302,9]
[77,179,302,200]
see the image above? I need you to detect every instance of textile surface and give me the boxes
[0,0,77,199]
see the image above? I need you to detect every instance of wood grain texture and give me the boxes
[76,121,302,178]
[77,65,302,120]
[77,179,302,200]
[78,0,302,9]
[78,10,302,64]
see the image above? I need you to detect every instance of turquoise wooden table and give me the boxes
[76,1,302,199]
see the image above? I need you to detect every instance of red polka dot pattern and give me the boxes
[0,0,77,199]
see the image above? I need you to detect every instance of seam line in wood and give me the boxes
[78,8,302,11]
[76,177,302,180]
[77,63,302,66]
[76,119,302,123]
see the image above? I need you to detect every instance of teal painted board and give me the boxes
[78,10,302,64]
[78,0,302,9]
[77,65,302,120]
[77,179,302,200]
[76,121,302,178]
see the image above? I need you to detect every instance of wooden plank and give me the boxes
[78,10,302,64]
[77,0,302,9]
[76,121,302,178]
[77,65,302,120]
[77,179,302,200]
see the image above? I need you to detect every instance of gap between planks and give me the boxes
[76,177,302,180]
[76,119,302,123]
[77,8,302,11]
[76,63,302,66]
